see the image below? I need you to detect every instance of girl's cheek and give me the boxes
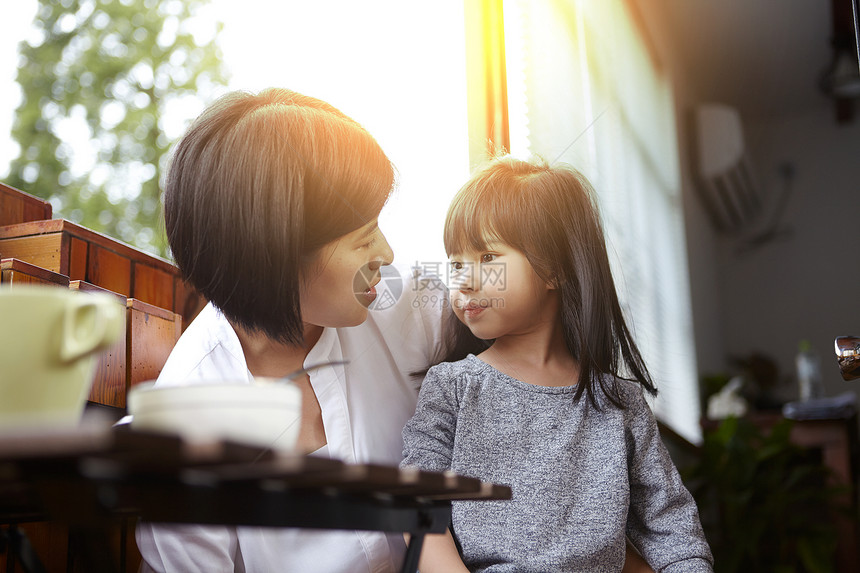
[448,295,467,320]
[448,290,460,309]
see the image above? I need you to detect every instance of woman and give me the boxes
[136,88,444,572]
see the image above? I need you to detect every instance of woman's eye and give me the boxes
[450,261,464,271]
[480,253,496,264]
[358,237,376,250]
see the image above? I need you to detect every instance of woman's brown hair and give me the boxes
[164,88,394,344]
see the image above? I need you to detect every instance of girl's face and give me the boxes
[300,219,394,329]
[448,241,556,341]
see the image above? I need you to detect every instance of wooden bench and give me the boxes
[1,257,69,287]
[67,281,130,409]
[0,182,52,227]
[0,218,202,326]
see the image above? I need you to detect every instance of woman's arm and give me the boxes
[405,530,469,573]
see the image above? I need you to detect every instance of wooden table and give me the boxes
[0,425,511,573]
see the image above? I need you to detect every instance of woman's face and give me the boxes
[300,218,394,329]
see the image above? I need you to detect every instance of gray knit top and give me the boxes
[401,355,713,572]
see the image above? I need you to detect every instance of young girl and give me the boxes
[401,157,713,572]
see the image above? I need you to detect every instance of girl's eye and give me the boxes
[480,253,496,264]
[358,237,377,250]
[450,261,464,271]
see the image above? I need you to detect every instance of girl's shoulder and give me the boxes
[614,376,648,398]
[594,374,651,411]
[426,354,484,379]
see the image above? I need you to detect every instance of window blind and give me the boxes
[504,0,701,443]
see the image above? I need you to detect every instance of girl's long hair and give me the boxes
[437,156,656,408]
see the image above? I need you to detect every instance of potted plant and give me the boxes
[682,416,842,572]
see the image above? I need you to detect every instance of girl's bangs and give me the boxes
[443,183,519,256]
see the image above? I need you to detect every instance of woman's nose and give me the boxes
[368,232,394,271]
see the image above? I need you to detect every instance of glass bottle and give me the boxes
[796,340,824,401]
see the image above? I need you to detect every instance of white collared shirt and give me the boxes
[136,270,444,573]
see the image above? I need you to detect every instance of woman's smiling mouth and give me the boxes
[353,264,382,307]
[363,282,378,303]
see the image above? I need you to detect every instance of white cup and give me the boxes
[0,285,124,429]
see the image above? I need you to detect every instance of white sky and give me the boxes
[0,0,470,267]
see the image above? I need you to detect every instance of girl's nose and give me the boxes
[453,264,476,293]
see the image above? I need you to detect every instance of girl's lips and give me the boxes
[463,306,484,319]
[462,301,487,319]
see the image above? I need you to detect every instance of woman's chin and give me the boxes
[348,307,370,326]
[345,301,372,326]
[334,308,369,328]
[305,304,369,330]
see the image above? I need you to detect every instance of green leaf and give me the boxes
[8,0,229,258]
[685,416,842,573]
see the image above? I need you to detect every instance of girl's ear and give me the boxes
[534,265,559,290]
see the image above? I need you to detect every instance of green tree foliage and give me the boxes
[7,0,228,257]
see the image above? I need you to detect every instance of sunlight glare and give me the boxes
[1,0,470,270]
[212,0,471,268]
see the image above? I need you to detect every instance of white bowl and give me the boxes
[127,380,302,453]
